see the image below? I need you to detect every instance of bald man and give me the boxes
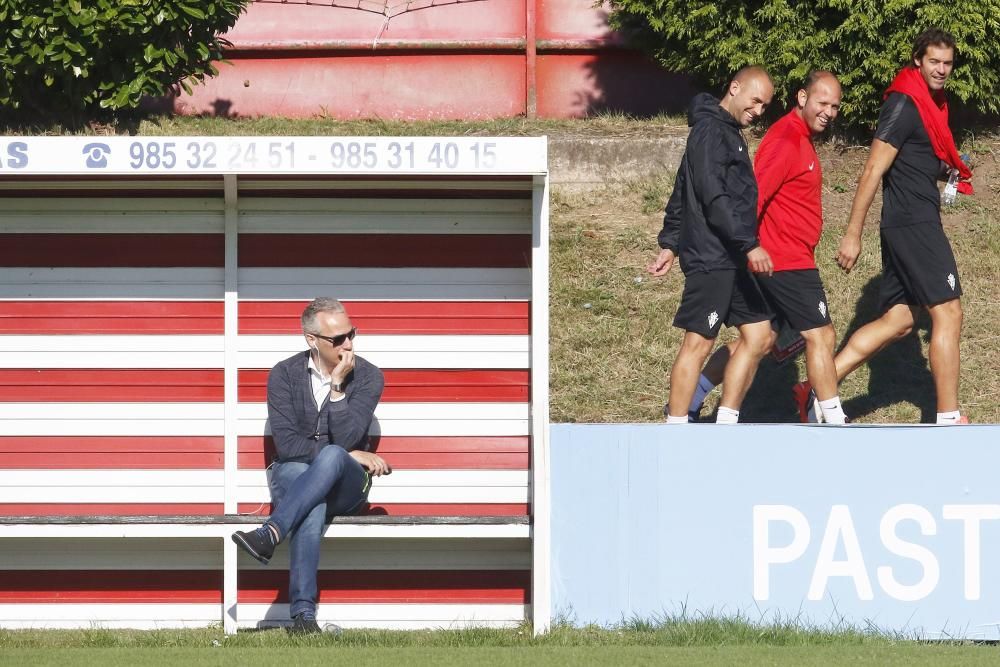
[685,72,850,424]
[649,66,775,424]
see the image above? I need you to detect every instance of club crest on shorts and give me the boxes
[947,273,956,290]
[708,311,719,329]
[818,301,827,318]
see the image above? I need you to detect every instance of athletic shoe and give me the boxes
[792,381,823,423]
[231,525,276,565]
[288,612,322,635]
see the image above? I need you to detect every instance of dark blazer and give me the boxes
[266,350,385,464]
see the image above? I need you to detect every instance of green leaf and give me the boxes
[179,5,206,19]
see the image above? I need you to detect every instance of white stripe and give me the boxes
[239,267,530,300]
[0,523,530,539]
[0,604,223,626]
[0,402,529,437]
[0,268,224,299]
[0,334,528,369]
[245,603,526,627]
[0,537,529,570]
[0,200,224,233]
[0,267,530,300]
[0,603,526,629]
[240,334,529,370]
[0,178,531,194]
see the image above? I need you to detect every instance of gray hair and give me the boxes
[301,297,345,333]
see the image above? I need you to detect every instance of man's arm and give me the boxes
[836,139,898,273]
[325,362,384,452]
[266,362,321,462]
[649,165,685,277]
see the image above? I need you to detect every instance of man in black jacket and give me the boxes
[649,66,775,424]
[232,297,390,633]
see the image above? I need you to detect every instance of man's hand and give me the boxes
[349,450,391,476]
[648,248,676,277]
[836,233,862,273]
[330,349,355,386]
[746,247,773,276]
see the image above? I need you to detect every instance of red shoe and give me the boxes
[792,381,821,423]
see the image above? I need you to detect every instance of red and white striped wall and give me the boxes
[0,163,550,631]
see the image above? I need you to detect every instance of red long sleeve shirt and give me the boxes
[754,110,823,271]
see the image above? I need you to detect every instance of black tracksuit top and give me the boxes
[657,93,760,274]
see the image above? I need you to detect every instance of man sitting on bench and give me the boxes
[232,297,391,634]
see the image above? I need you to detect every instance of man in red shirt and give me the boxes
[686,71,848,423]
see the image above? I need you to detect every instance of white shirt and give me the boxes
[307,352,345,411]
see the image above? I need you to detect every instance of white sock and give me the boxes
[716,406,740,424]
[666,414,689,424]
[937,410,961,424]
[818,396,847,424]
[688,374,716,413]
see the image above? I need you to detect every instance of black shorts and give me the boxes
[879,223,962,311]
[757,269,832,332]
[673,269,773,338]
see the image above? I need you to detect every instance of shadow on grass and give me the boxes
[731,276,938,424]
[837,277,936,423]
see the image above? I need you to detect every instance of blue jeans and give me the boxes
[267,445,369,618]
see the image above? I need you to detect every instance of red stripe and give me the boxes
[239,436,529,470]
[0,369,528,403]
[239,301,529,334]
[239,570,529,604]
[0,301,223,334]
[0,234,223,267]
[0,571,222,603]
[237,502,530,517]
[0,503,224,516]
[239,234,530,268]
[239,369,529,403]
[0,435,223,468]
[0,370,223,402]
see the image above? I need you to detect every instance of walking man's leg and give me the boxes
[716,320,774,423]
[666,331,715,421]
[800,323,847,423]
[927,297,963,420]
[834,304,917,382]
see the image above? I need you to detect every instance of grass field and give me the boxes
[3,621,1000,666]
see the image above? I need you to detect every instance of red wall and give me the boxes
[167,0,689,119]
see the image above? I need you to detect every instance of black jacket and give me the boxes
[657,93,760,273]
[266,350,384,463]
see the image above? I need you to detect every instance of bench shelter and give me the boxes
[0,136,550,634]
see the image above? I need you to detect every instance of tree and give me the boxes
[607,0,1000,129]
[0,0,250,124]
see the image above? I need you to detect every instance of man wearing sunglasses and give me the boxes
[232,297,390,633]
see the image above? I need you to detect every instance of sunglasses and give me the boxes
[310,327,357,346]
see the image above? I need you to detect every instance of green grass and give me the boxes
[2,621,998,666]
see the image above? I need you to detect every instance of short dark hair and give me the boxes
[802,70,838,94]
[911,28,957,62]
[301,297,345,333]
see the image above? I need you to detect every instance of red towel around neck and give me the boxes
[885,66,973,194]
